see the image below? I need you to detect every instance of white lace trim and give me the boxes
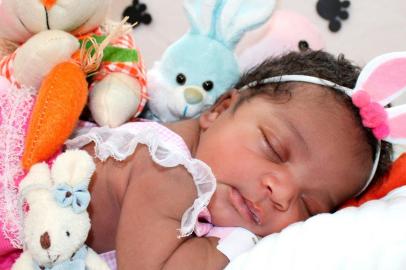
[0,84,36,248]
[65,123,217,237]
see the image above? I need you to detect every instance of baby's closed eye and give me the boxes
[260,129,284,163]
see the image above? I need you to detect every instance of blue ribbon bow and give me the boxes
[53,183,90,214]
[33,245,88,270]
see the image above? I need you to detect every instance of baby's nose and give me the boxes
[41,0,57,9]
[40,231,51,250]
[261,174,297,212]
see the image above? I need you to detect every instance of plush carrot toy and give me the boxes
[20,20,141,169]
[0,2,147,169]
[21,62,88,169]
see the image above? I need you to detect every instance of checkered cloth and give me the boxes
[88,28,148,117]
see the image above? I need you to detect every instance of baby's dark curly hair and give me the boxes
[233,50,393,193]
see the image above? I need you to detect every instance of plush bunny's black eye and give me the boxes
[202,81,214,91]
[298,40,309,51]
[176,73,186,85]
[66,231,70,237]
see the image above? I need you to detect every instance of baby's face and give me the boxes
[196,85,372,236]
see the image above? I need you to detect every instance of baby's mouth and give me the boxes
[246,200,262,225]
[229,187,262,225]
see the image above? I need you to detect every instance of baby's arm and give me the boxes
[115,146,228,270]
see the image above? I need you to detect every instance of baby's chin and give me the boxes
[208,209,272,237]
[207,196,263,235]
[207,184,277,236]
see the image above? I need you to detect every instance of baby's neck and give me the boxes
[164,119,201,157]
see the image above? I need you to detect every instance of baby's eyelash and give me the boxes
[261,131,283,162]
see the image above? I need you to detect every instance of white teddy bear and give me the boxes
[12,150,110,270]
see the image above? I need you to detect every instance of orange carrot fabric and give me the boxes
[22,62,88,170]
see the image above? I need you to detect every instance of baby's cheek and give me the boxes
[208,185,241,227]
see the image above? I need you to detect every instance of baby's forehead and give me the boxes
[257,82,347,111]
[289,83,339,100]
[259,82,369,159]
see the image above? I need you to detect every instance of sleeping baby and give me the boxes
[64,50,402,269]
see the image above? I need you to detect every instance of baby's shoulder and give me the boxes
[67,121,191,161]
[68,121,207,217]
[127,144,198,220]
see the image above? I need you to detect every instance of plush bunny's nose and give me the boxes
[184,87,203,105]
[41,0,57,9]
[40,232,51,249]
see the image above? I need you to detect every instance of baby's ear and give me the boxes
[199,89,239,129]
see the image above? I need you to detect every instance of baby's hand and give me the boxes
[206,227,260,261]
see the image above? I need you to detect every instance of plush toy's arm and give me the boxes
[11,252,34,270]
[224,186,406,270]
[88,32,147,127]
[13,30,79,89]
[89,72,142,127]
[85,248,112,270]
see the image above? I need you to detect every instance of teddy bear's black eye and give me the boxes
[202,81,214,91]
[66,231,70,237]
[176,73,187,85]
[298,40,309,51]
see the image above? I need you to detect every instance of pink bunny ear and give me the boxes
[354,52,406,106]
[385,105,406,144]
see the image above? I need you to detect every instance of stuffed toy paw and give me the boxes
[146,0,275,122]
[12,149,111,270]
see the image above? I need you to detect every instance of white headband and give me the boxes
[239,51,406,196]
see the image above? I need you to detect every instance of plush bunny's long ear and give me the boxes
[184,0,275,48]
[386,105,406,144]
[51,149,95,187]
[184,0,219,35]
[19,163,52,204]
[216,0,275,48]
[351,52,406,143]
[353,52,406,106]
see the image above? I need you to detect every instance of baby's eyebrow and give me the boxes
[282,116,308,155]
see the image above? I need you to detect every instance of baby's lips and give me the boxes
[230,188,261,225]
[245,199,263,225]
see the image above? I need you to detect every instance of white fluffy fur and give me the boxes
[13,150,110,270]
[51,149,95,187]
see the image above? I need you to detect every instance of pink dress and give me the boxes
[65,121,217,269]
[0,76,36,269]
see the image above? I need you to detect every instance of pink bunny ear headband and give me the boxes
[240,52,406,195]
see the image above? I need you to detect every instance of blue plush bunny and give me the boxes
[147,0,275,122]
